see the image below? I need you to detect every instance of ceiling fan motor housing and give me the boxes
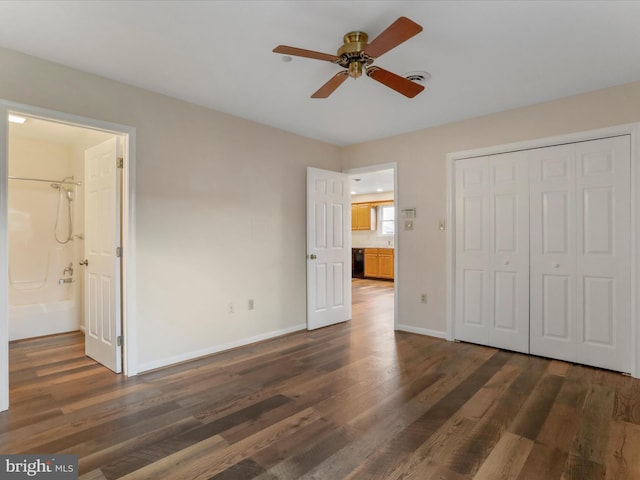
[337,31,373,78]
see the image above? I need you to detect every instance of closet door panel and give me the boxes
[462,269,487,327]
[583,276,615,345]
[494,271,517,330]
[489,152,529,353]
[575,136,631,372]
[455,158,491,345]
[530,144,578,362]
[542,191,570,255]
[542,274,572,341]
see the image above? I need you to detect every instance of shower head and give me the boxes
[50,183,73,201]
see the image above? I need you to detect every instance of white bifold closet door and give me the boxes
[455,135,631,373]
[454,151,530,354]
[529,136,631,372]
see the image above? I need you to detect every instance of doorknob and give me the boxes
[308,254,317,260]
[79,259,89,266]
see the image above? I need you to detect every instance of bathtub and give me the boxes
[8,247,81,341]
[9,299,79,341]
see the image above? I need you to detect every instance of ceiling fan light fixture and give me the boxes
[403,71,431,84]
[349,61,364,78]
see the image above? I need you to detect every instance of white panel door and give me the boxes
[488,151,530,353]
[575,136,630,371]
[455,157,491,345]
[530,144,577,363]
[84,137,122,373]
[454,153,529,352]
[530,137,631,372]
[306,167,351,330]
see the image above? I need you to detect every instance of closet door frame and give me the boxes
[446,122,640,378]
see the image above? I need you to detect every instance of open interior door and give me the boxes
[307,167,352,330]
[83,137,122,373]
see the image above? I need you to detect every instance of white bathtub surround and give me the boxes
[8,134,81,339]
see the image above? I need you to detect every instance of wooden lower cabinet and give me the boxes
[364,250,379,277]
[378,250,394,279]
[364,248,394,279]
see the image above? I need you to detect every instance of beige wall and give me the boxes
[341,80,640,335]
[0,47,340,371]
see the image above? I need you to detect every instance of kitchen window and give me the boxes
[379,205,395,235]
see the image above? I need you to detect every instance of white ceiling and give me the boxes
[1,1,639,147]
[350,169,394,196]
[9,116,113,146]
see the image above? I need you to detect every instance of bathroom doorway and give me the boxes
[0,103,137,411]
[7,116,115,341]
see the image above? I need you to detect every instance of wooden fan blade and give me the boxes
[311,71,349,98]
[364,17,423,59]
[367,67,424,98]
[273,45,339,63]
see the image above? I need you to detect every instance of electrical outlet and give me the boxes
[248,299,254,310]
[228,302,234,314]
[420,293,427,304]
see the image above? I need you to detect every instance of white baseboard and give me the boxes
[136,323,306,374]
[396,324,448,339]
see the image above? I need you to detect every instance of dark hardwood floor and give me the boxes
[2,278,640,479]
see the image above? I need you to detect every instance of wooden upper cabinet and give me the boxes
[351,203,376,231]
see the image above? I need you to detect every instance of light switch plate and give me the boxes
[404,220,414,231]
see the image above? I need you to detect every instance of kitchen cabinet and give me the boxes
[378,249,394,279]
[351,203,376,231]
[364,248,394,279]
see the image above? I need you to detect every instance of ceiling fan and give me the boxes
[273,17,425,99]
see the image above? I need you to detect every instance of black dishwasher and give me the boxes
[352,248,364,278]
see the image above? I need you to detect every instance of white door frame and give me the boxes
[343,162,399,329]
[446,122,640,378]
[0,100,137,411]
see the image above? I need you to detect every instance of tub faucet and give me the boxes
[63,263,73,276]
[59,277,73,285]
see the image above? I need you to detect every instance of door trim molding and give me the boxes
[446,122,640,378]
[0,100,137,411]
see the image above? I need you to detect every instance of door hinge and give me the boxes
[116,246,122,257]
[117,335,123,347]
[116,157,124,168]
